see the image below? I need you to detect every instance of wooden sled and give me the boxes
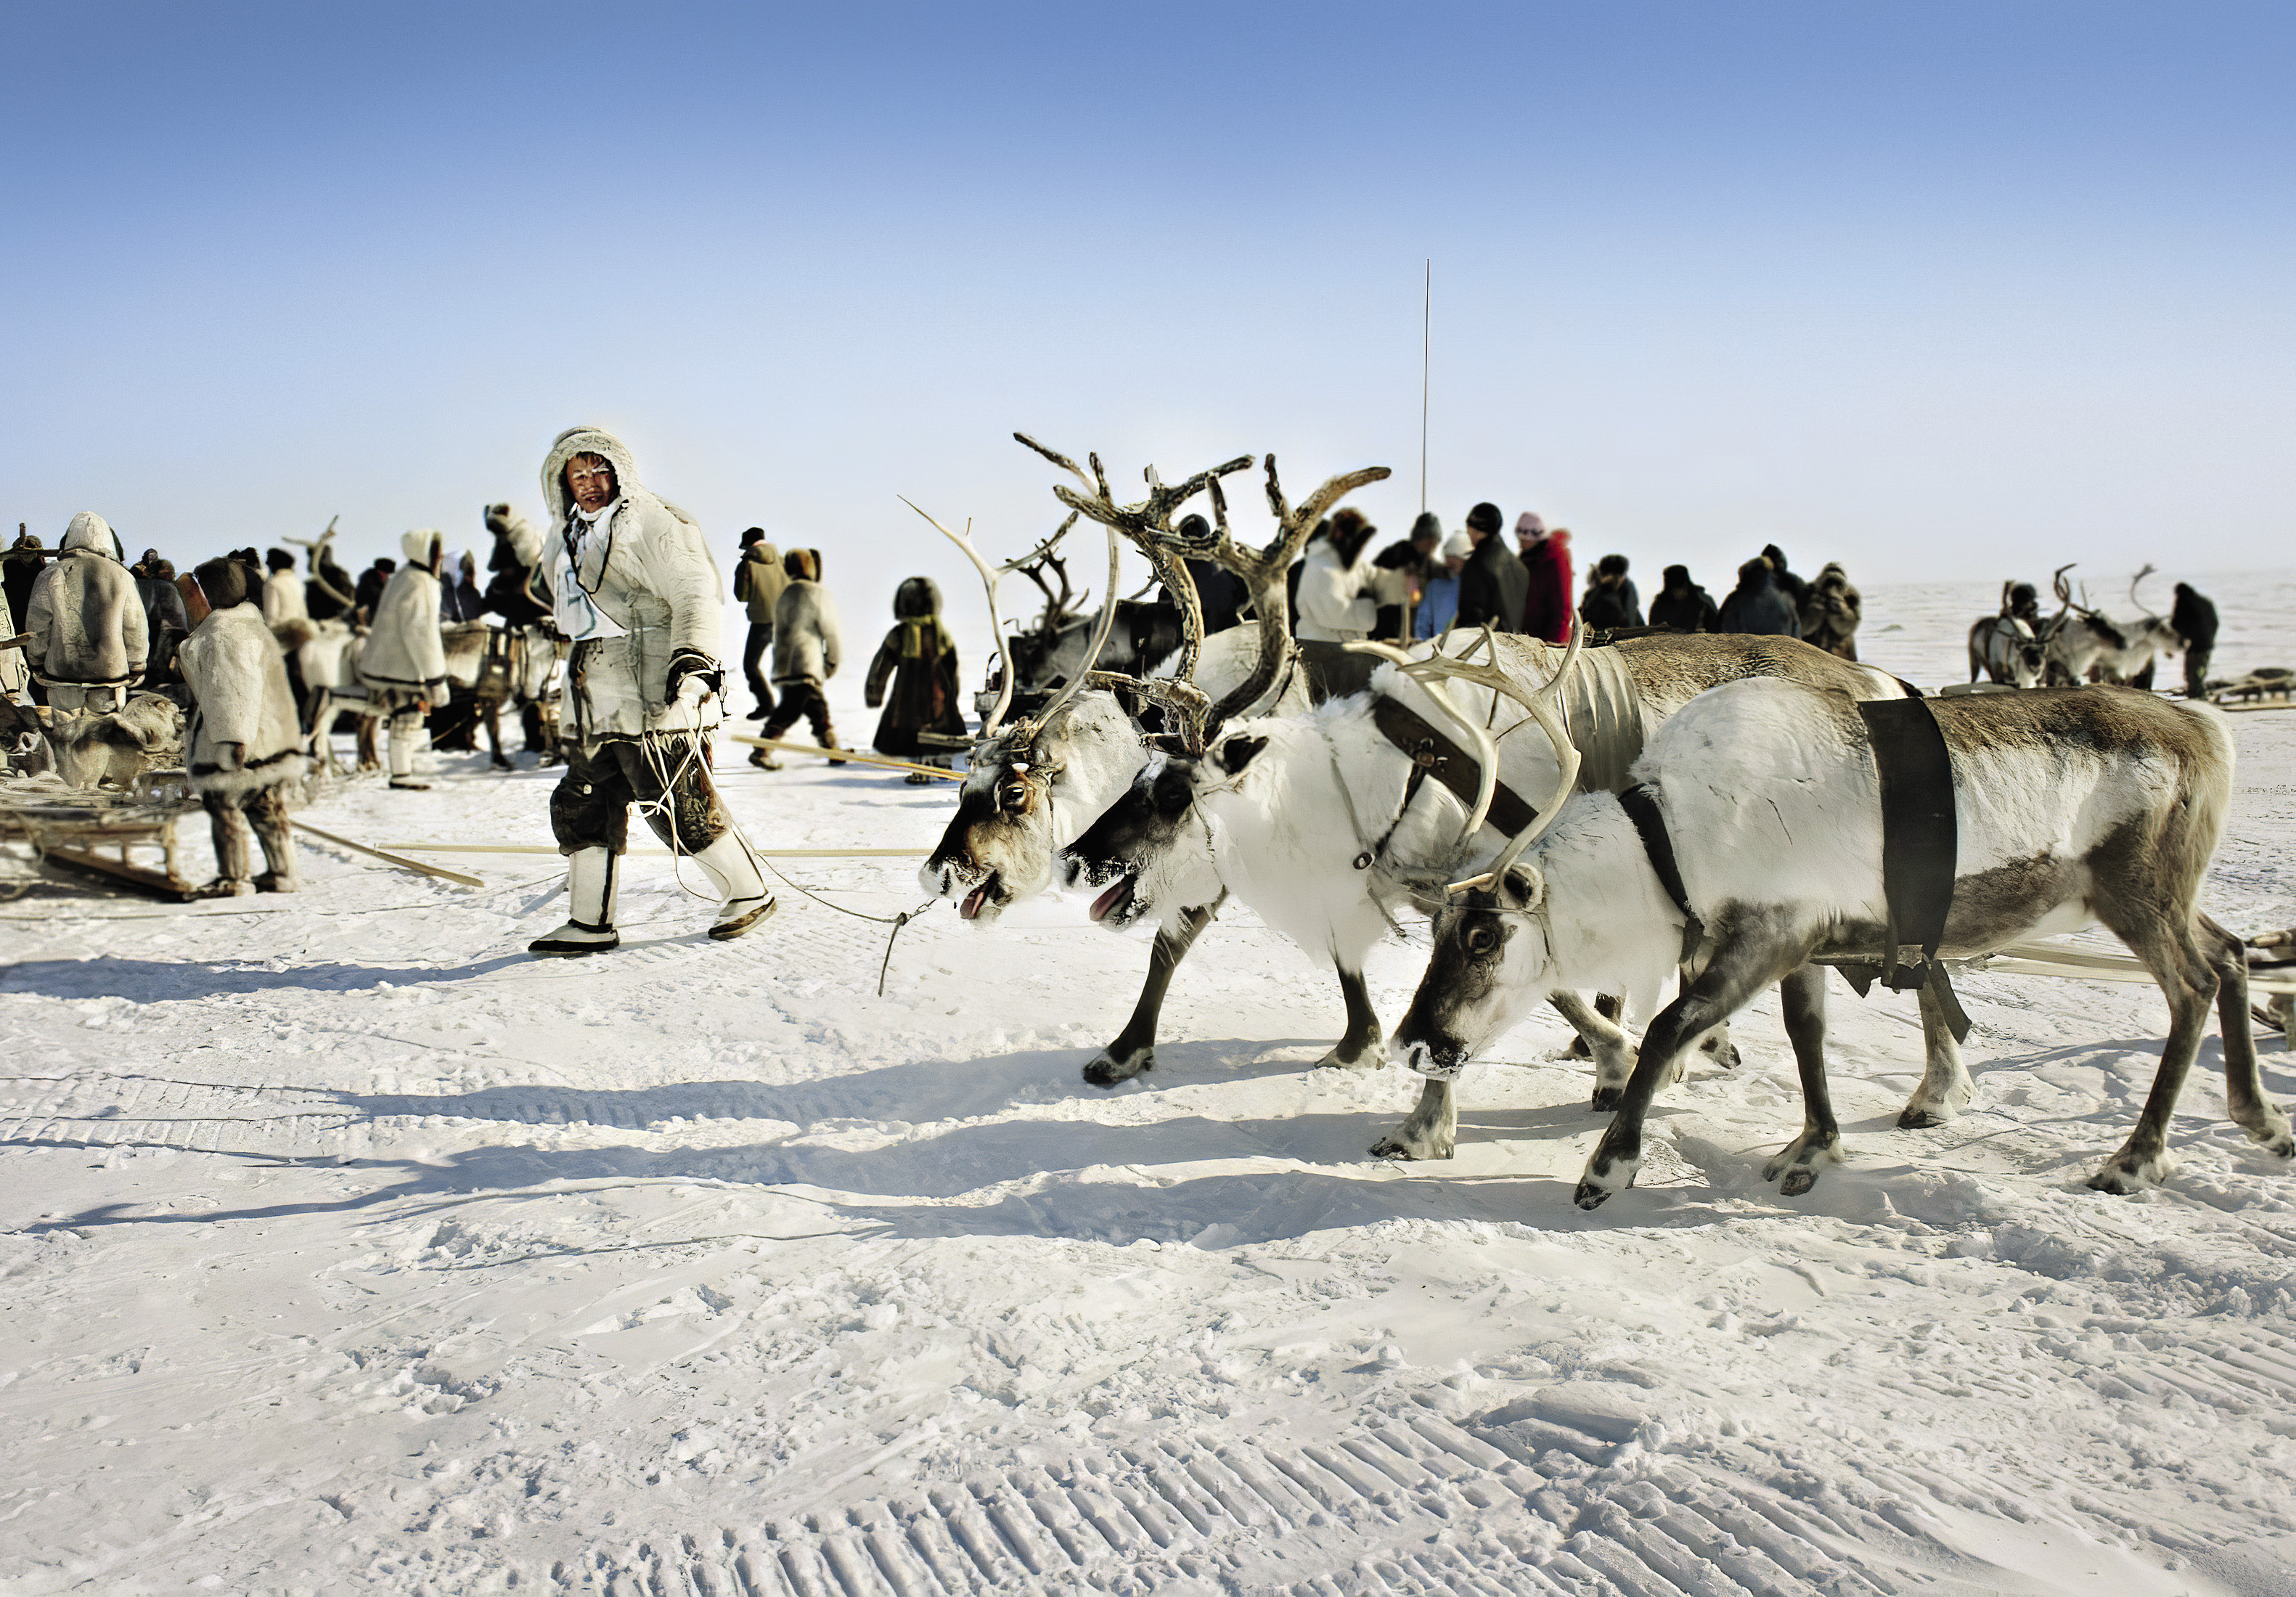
[0,772,201,900]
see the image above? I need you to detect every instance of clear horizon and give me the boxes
[6,1,2289,632]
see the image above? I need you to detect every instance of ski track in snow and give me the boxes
[1,578,2294,1595]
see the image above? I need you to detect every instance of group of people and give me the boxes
[1271,503,1870,698]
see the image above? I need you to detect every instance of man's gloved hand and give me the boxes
[666,649,723,704]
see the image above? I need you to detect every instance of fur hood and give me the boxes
[894,576,941,619]
[401,528,444,573]
[60,512,125,563]
[179,600,306,796]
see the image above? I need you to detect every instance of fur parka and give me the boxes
[1294,539,1388,643]
[770,552,841,687]
[538,426,724,742]
[0,581,25,697]
[358,529,452,697]
[179,598,306,796]
[24,513,149,687]
[262,568,309,627]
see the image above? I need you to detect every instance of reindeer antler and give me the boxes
[2051,563,2095,621]
[1176,454,1392,727]
[2129,563,2158,615]
[1347,624,1586,892]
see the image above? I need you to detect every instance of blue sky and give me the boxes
[5,1,2289,624]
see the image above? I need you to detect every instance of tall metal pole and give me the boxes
[1420,259,1431,517]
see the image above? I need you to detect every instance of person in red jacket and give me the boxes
[1516,514,1574,643]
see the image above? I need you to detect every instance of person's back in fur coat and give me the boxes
[359,530,452,788]
[753,548,845,767]
[865,576,964,764]
[179,557,304,896]
[24,512,148,716]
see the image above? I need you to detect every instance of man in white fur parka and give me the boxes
[356,529,454,791]
[178,556,303,896]
[23,511,148,719]
[525,425,774,956]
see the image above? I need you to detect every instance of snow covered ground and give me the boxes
[3,574,2293,1596]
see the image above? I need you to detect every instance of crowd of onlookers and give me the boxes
[1278,503,1868,685]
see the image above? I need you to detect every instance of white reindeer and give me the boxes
[1383,653,2288,1206]
[917,441,1335,1083]
[1058,626,1924,1159]
[2044,564,2183,687]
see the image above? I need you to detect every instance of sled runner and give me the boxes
[0,776,201,899]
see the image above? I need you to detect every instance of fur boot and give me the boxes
[691,834,776,940]
[198,794,255,896]
[249,788,299,892]
[528,847,620,956]
[387,713,428,791]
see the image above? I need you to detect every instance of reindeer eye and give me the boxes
[1000,781,1029,812]
[1464,923,1498,955]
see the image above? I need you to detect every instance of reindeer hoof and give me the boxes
[1590,1087,1621,1113]
[1564,1032,1593,1060]
[1699,1037,1743,1069]
[1316,1042,1381,1072]
[1572,1180,1614,1210]
[1778,1167,1821,1197]
[1368,1133,1452,1161]
[1897,1106,1950,1130]
[2085,1153,2168,1194]
[1082,1048,1150,1088]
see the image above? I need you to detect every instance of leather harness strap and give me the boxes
[1857,695,1958,990]
[1619,783,1704,963]
[1368,697,1540,842]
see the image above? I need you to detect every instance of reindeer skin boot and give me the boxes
[528,848,621,956]
[690,835,777,941]
[387,716,429,791]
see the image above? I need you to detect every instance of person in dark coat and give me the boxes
[135,557,191,691]
[2170,582,2219,699]
[1455,502,1527,633]
[1799,561,1862,660]
[1370,512,1442,642]
[2006,581,2041,627]
[4,529,50,659]
[865,576,965,775]
[1578,553,1644,631]
[1517,514,1572,642]
[1717,557,1802,637]
[353,557,396,626]
[305,544,359,623]
[1761,544,1809,613]
[1647,565,1718,633]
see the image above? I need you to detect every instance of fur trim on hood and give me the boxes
[61,512,125,562]
[400,528,444,573]
[894,576,940,619]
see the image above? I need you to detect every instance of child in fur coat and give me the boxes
[178,557,306,895]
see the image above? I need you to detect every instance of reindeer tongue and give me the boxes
[1090,877,1135,923]
[961,885,991,920]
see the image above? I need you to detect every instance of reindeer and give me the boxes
[1383,652,2287,1206]
[2044,564,2183,687]
[916,441,1322,1083]
[986,520,1188,720]
[1058,616,1927,1158]
[1967,583,2046,687]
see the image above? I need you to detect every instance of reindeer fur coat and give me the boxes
[539,426,724,743]
[179,595,306,798]
[25,513,149,687]
[359,530,452,698]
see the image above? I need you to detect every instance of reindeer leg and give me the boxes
[1762,963,1844,1196]
[1550,990,1638,1109]
[1082,892,1224,1087]
[1370,1078,1457,1161]
[1577,935,1776,1210]
[2089,923,2218,1193]
[1317,962,1382,1070]
[1561,992,1619,1060]
[1897,976,1977,1127]
[2200,915,2293,1158]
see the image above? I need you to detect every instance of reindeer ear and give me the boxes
[1219,735,1267,776]
[1503,864,1545,911]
